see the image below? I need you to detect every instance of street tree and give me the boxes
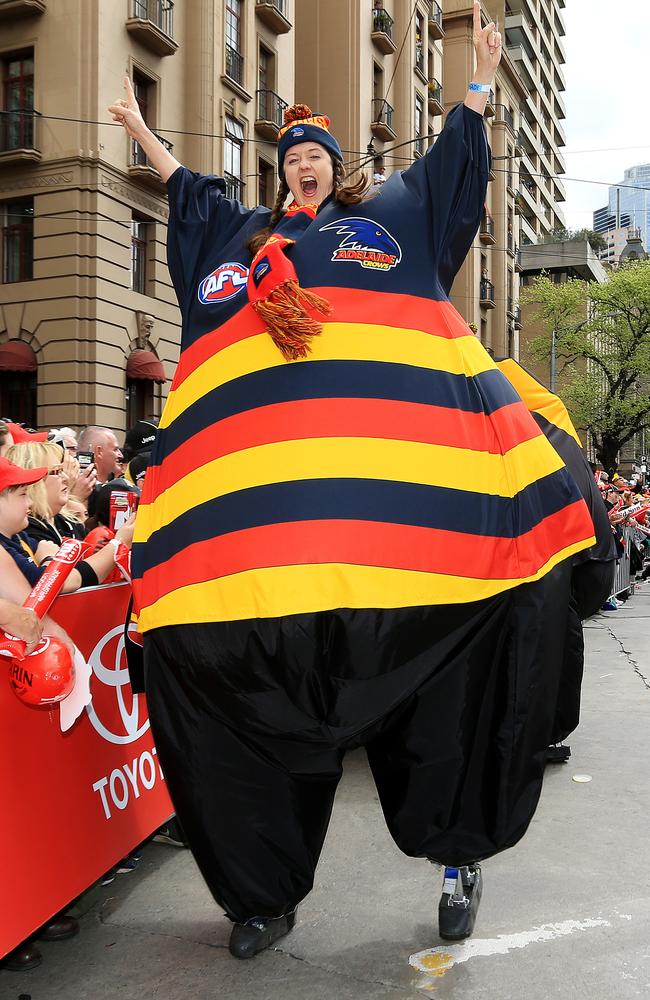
[522,260,650,473]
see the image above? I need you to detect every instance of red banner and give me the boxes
[0,583,172,958]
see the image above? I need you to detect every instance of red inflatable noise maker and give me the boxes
[8,635,75,705]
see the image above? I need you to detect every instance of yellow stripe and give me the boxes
[136,534,596,631]
[497,359,583,447]
[160,325,493,430]
[135,433,565,543]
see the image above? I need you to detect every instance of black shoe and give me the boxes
[229,910,296,960]
[546,742,571,764]
[438,865,482,941]
[38,915,79,942]
[2,941,42,971]
[153,817,188,848]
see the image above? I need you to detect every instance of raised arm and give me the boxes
[108,76,181,184]
[464,1,502,116]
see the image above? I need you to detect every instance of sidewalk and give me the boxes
[4,592,650,999]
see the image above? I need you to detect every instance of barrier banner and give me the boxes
[0,583,172,958]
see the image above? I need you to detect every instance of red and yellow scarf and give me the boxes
[247,201,332,361]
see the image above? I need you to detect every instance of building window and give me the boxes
[2,199,34,283]
[225,0,243,84]
[259,44,271,91]
[126,378,154,426]
[415,12,425,74]
[0,370,37,426]
[131,214,148,294]
[2,51,35,152]
[414,92,425,156]
[224,116,244,200]
[258,158,274,208]
[131,69,154,166]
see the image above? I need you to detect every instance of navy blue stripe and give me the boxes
[153,362,520,464]
[133,466,582,579]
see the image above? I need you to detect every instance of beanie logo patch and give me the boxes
[319,218,402,271]
[291,127,305,137]
[198,262,250,303]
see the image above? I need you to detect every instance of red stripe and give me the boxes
[136,500,592,611]
[142,398,541,502]
[173,289,475,391]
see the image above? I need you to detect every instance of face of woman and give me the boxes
[45,461,69,517]
[283,143,334,207]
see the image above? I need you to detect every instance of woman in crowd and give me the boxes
[109,2,599,958]
[8,441,87,545]
[0,451,133,590]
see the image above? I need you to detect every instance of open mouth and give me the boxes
[300,176,318,198]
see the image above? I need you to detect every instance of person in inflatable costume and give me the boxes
[109,4,598,958]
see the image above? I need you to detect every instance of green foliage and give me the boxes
[522,261,650,471]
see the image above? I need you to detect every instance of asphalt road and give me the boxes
[3,590,650,1000]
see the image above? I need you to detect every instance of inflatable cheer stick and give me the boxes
[0,537,83,662]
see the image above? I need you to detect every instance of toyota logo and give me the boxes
[85,624,149,745]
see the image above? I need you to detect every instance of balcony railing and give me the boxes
[479,214,496,244]
[224,172,244,201]
[495,103,515,132]
[0,109,41,161]
[131,132,174,171]
[371,8,396,54]
[427,79,444,115]
[225,44,244,86]
[255,89,288,139]
[370,98,396,140]
[428,0,444,38]
[255,0,291,33]
[479,279,495,307]
[127,0,177,54]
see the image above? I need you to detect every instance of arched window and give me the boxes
[0,340,37,426]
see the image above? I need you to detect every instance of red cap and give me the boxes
[0,456,48,491]
[6,422,49,444]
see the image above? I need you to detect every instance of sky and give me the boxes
[562,0,650,230]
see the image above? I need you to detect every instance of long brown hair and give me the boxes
[247,158,371,257]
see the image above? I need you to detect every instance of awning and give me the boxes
[0,341,37,372]
[126,349,167,384]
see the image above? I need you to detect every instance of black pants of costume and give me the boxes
[144,562,575,922]
[550,558,615,744]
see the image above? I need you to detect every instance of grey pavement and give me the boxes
[4,589,650,1000]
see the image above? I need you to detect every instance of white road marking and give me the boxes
[409,917,610,976]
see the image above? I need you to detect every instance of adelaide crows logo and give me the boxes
[198,262,249,304]
[319,218,402,270]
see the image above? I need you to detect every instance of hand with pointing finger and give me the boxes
[473,1,502,78]
[107,75,148,143]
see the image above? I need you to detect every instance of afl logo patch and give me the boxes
[291,127,305,138]
[198,262,249,304]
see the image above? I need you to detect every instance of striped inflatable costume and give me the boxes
[134,105,597,922]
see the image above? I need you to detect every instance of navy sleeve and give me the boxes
[401,103,491,295]
[165,166,257,306]
[0,534,44,587]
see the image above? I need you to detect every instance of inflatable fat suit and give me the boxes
[133,104,599,925]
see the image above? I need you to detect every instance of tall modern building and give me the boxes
[503,0,567,245]
[0,0,295,433]
[593,163,650,257]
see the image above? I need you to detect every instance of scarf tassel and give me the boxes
[251,280,333,361]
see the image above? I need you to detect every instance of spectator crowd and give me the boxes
[0,414,189,974]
